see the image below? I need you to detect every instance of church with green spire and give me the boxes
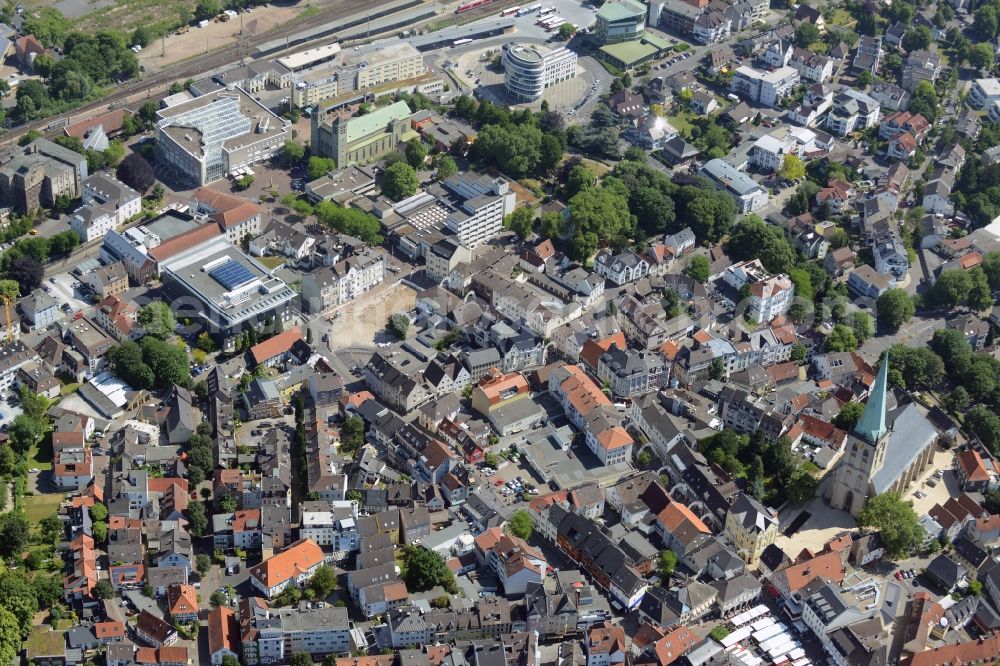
[826,354,939,517]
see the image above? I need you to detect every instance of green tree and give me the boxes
[139,337,190,388]
[7,415,42,454]
[791,343,807,362]
[967,42,996,69]
[108,341,155,390]
[307,156,337,180]
[283,140,305,166]
[833,401,864,430]
[138,302,176,339]
[567,184,633,261]
[387,313,409,339]
[0,607,20,664]
[291,653,312,666]
[825,323,858,352]
[857,492,924,559]
[974,5,999,39]
[0,513,27,559]
[309,565,338,597]
[195,0,222,21]
[196,554,211,576]
[381,162,419,201]
[857,70,873,87]
[779,154,806,181]
[787,467,819,503]
[222,657,242,666]
[725,215,795,274]
[685,255,709,283]
[91,521,108,543]
[94,579,114,599]
[876,289,915,331]
[851,312,875,343]
[565,164,595,198]
[908,80,939,122]
[658,550,677,579]
[966,405,1000,456]
[404,139,428,169]
[209,590,227,607]
[187,501,209,537]
[967,267,993,311]
[794,22,821,47]
[506,510,533,540]
[929,269,972,308]
[902,26,932,52]
[505,206,535,240]
[403,546,457,594]
[436,155,457,181]
[709,625,730,642]
[0,573,38,636]
[558,22,575,39]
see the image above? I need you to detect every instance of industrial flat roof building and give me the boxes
[158,235,296,350]
[154,87,288,186]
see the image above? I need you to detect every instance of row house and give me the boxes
[551,506,648,611]
[549,364,634,466]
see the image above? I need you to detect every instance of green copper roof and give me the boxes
[344,101,412,146]
[854,354,888,444]
[597,0,646,21]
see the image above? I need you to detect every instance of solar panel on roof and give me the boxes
[210,260,256,291]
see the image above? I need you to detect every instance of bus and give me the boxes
[515,6,533,15]
[538,6,555,17]
[541,15,563,27]
[453,38,473,46]
[525,2,541,10]
[500,6,520,16]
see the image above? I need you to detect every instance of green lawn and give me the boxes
[28,436,53,472]
[667,112,697,138]
[23,493,64,524]
[257,256,286,270]
[60,382,80,396]
[827,8,856,27]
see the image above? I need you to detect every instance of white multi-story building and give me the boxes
[731,65,799,107]
[300,248,385,313]
[749,134,797,173]
[968,78,1000,110]
[441,172,516,249]
[155,87,288,186]
[723,259,794,323]
[790,48,833,83]
[299,503,359,558]
[826,89,881,136]
[70,174,141,242]
[502,43,578,103]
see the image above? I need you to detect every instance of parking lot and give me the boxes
[47,271,96,314]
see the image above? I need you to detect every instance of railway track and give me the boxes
[0,0,413,148]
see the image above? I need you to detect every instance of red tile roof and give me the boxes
[903,632,1000,666]
[957,450,991,483]
[250,326,304,365]
[148,223,222,262]
[208,605,239,658]
[249,538,324,589]
[65,109,131,140]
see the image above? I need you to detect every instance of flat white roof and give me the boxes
[975,77,1000,96]
[278,42,341,70]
